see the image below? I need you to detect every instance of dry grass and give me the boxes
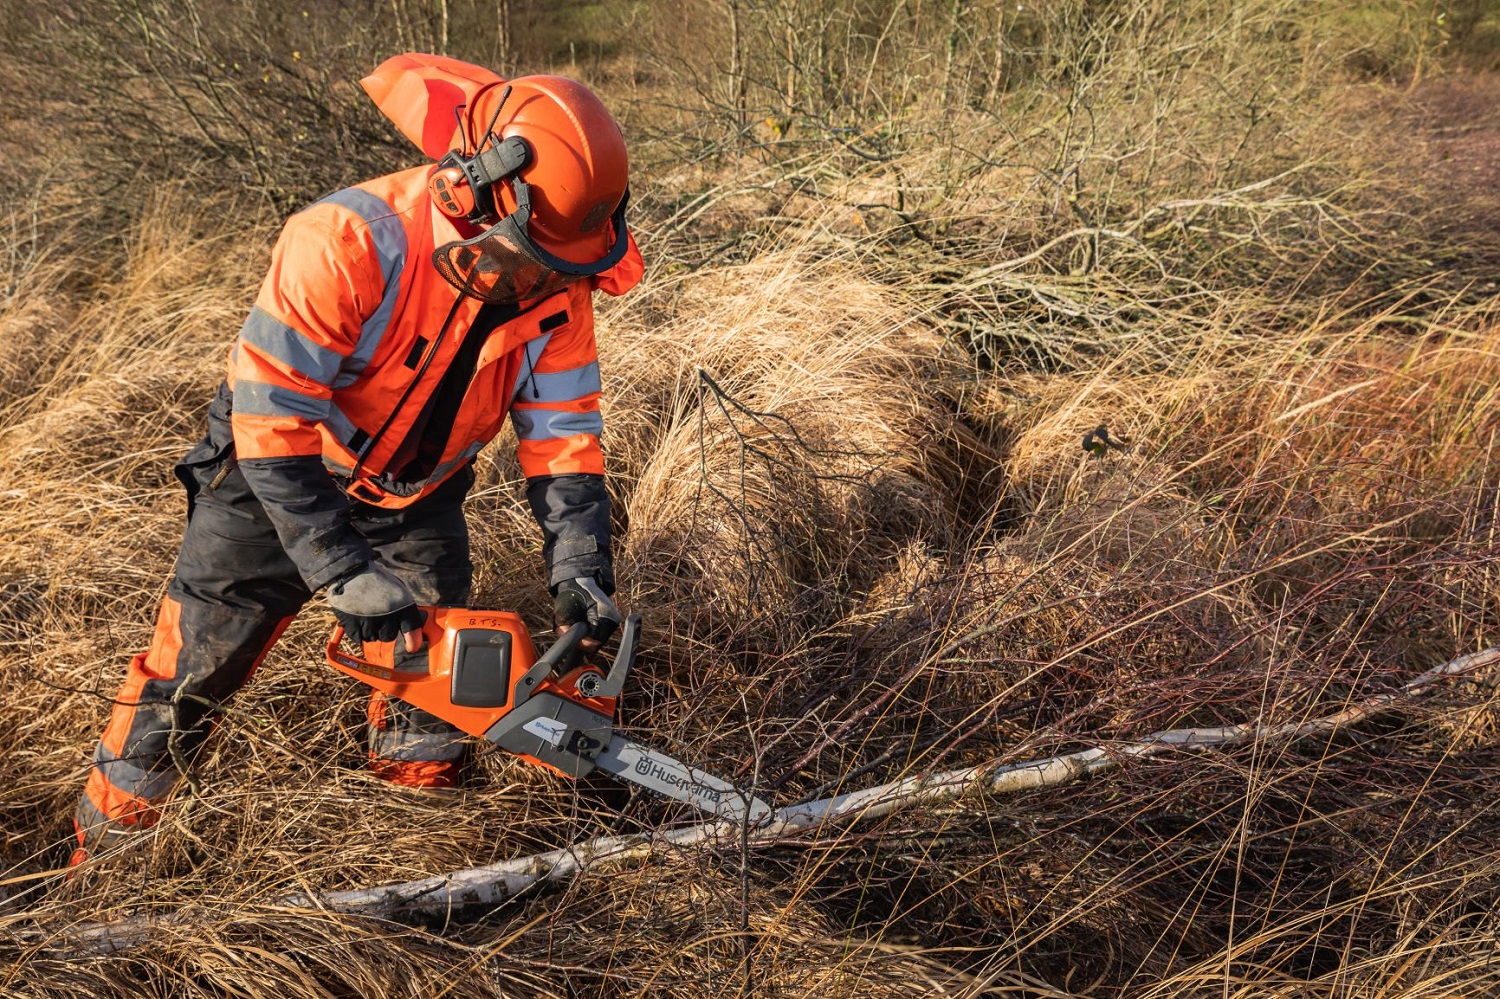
[6,217,1497,996]
[3,0,1500,995]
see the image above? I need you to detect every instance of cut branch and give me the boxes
[55,646,1499,955]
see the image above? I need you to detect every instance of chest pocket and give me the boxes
[476,291,571,373]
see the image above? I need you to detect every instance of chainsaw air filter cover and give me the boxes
[451,628,513,708]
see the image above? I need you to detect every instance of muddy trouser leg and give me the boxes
[351,465,475,788]
[75,435,311,854]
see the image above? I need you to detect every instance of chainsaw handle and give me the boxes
[325,622,373,670]
[513,621,589,704]
[595,613,640,699]
[325,610,433,671]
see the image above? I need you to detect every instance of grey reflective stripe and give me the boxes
[511,407,604,440]
[234,379,329,421]
[525,361,601,403]
[510,332,554,400]
[93,744,177,801]
[316,188,408,389]
[324,403,362,453]
[425,442,483,485]
[239,306,343,383]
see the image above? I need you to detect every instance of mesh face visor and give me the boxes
[433,181,630,304]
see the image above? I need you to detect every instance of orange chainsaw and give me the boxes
[326,608,770,822]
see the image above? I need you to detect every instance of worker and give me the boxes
[69,53,643,866]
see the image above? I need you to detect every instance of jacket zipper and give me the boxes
[348,289,468,477]
[348,289,562,479]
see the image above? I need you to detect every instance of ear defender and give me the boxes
[430,161,479,219]
[428,134,532,224]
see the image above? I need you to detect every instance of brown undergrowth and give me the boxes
[3,1,1500,995]
[2,201,1498,994]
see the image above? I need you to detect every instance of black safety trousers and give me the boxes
[78,395,473,834]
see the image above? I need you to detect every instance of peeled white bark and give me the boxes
[60,646,1499,954]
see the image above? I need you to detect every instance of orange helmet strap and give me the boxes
[429,135,532,223]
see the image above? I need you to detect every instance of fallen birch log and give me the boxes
[60,646,1500,954]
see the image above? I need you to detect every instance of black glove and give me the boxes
[554,576,622,645]
[327,563,424,644]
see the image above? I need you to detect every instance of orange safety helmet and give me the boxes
[464,75,629,264]
[427,76,629,263]
[429,78,632,301]
[363,55,632,302]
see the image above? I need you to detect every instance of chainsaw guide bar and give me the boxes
[596,735,771,823]
[326,608,771,823]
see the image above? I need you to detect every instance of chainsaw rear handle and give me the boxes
[325,621,410,671]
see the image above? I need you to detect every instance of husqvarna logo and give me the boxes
[633,756,724,803]
[523,716,568,748]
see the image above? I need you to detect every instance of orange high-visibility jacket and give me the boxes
[221,165,642,591]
